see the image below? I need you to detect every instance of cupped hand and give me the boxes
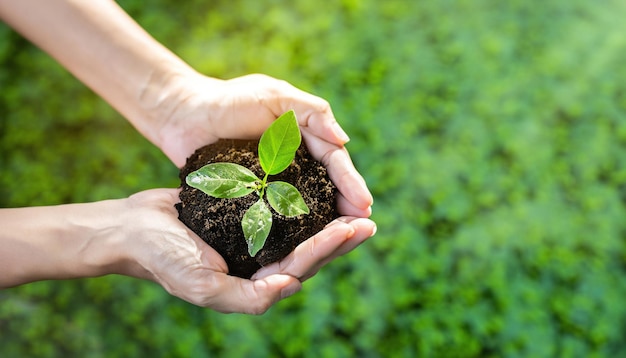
[122,188,299,314]
[123,189,376,314]
[157,73,373,219]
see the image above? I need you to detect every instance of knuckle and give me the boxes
[184,276,224,307]
[316,98,332,113]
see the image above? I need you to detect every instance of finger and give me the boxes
[322,217,377,259]
[252,219,356,280]
[336,192,372,218]
[297,217,376,281]
[256,76,349,146]
[301,130,373,212]
[212,74,349,146]
[285,91,350,146]
[201,273,302,314]
[252,217,376,282]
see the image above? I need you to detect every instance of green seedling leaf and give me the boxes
[186,163,259,199]
[259,110,301,175]
[242,198,273,257]
[266,181,310,217]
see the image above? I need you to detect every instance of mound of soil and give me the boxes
[176,139,339,278]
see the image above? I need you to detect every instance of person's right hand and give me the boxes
[119,189,375,314]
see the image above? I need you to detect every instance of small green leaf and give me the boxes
[266,181,310,217]
[186,163,260,199]
[259,110,301,175]
[242,198,273,257]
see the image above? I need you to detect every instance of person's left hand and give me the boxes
[154,73,373,219]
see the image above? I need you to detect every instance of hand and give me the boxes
[122,189,375,314]
[121,189,296,314]
[156,73,374,219]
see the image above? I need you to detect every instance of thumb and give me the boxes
[209,274,302,315]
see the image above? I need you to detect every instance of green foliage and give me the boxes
[186,110,308,256]
[2,0,626,356]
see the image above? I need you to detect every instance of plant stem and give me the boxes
[260,173,270,197]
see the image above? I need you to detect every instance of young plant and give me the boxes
[185,110,309,257]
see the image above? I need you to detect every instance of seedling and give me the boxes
[186,110,309,256]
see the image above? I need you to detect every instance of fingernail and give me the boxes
[333,122,350,143]
[370,223,378,237]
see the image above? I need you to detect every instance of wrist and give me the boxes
[72,197,154,282]
[63,199,132,279]
[148,72,224,166]
[133,63,199,146]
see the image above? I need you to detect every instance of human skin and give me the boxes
[0,0,375,314]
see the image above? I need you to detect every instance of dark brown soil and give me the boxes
[176,139,339,278]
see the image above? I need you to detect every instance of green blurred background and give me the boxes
[2,0,626,356]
